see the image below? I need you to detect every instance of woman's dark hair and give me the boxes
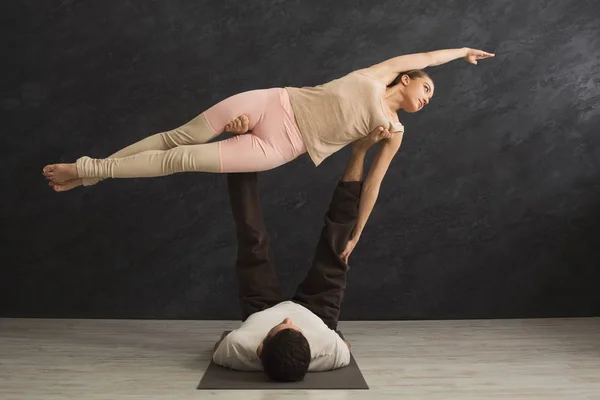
[387,69,432,88]
[259,329,311,382]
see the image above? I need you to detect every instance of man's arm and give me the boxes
[342,126,392,182]
[341,147,367,182]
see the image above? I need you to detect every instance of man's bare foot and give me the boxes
[224,114,250,134]
[42,163,78,184]
[48,178,83,192]
[353,126,392,152]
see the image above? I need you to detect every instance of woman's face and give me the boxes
[402,76,434,113]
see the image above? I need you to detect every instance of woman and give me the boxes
[43,46,494,261]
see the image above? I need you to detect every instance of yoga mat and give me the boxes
[197,331,369,390]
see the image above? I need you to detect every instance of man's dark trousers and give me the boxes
[226,172,361,331]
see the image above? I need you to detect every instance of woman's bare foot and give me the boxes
[42,163,78,184]
[224,114,250,134]
[48,178,83,192]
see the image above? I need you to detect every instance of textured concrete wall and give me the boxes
[2,0,599,319]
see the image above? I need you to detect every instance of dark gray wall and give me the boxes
[2,0,599,320]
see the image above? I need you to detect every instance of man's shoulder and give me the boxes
[212,330,263,371]
[307,330,351,371]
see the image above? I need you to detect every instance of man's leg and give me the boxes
[290,125,391,330]
[291,147,368,330]
[227,172,285,321]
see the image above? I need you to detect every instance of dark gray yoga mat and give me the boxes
[197,331,369,390]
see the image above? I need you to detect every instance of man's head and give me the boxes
[256,318,311,382]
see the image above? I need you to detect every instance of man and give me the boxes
[212,126,393,382]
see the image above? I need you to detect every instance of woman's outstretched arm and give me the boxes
[359,47,494,86]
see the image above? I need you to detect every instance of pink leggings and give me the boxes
[207,88,306,172]
[76,88,307,185]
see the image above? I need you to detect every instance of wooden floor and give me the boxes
[1,317,599,399]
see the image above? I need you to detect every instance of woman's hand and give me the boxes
[340,236,359,264]
[463,48,495,65]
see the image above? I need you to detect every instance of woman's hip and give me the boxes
[207,87,306,171]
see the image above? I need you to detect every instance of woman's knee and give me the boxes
[164,143,221,173]
[165,113,218,145]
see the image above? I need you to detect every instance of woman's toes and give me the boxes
[49,179,81,192]
[224,115,250,134]
[51,183,67,192]
[241,115,249,130]
[53,184,68,192]
[46,163,77,184]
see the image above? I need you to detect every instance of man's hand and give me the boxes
[352,126,392,153]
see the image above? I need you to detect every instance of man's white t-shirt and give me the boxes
[212,300,350,371]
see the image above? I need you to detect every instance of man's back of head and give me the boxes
[259,328,311,382]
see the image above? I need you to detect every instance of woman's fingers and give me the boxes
[340,248,349,262]
[477,50,495,58]
[467,49,495,65]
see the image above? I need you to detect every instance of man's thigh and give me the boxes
[227,172,285,320]
[291,181,362,330]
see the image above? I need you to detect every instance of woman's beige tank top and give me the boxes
[285,71,404,166]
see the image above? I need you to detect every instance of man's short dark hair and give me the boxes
[259,328,311,382]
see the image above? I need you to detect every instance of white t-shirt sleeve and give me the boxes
[308,331,351,371]
[212,331,262,371]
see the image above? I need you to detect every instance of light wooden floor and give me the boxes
[0,318,599,400]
